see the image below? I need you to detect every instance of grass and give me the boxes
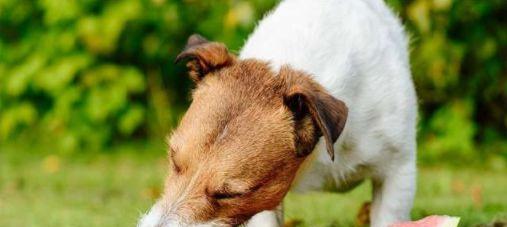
[1,143,506,227]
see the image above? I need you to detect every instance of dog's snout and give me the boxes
[139,200,220,227]
[138,204,184,227]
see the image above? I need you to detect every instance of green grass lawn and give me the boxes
[1,143,506,227]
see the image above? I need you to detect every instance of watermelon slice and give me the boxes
[390,215,460,227]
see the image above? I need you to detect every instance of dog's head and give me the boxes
[139,35,348,227]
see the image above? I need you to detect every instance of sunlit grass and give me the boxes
[1,143,506,227]
[285,168,507,226]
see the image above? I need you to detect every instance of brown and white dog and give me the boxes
[139,0,417,226]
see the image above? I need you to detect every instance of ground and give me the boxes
[1,143,506,227]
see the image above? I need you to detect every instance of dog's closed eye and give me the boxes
[211,190,244,200]
[208,182,262,200]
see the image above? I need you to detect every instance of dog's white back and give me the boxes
[241,0,417,226]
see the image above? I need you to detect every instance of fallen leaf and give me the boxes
[42,155,61,173]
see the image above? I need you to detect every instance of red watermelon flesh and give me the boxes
[390,215,460,227]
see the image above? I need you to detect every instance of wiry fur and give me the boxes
[139,0,417,226]
[241,0,417,226]
[139,57,346,226]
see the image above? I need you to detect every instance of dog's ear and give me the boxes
[175,34,236,82]
[281,67,348,161]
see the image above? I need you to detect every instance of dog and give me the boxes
[139,0,417,226]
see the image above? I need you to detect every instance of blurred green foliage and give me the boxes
[389,0,507,164]
[0,0,506,163]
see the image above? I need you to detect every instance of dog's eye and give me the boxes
[208,181,264,201]
[211,191,243,200]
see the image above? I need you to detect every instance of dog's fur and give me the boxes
[139,0,417,226]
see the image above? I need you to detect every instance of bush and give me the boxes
[1,0,506,163]
[0,0,276,151]
[389,0,507,163]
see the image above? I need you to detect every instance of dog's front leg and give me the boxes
[246,204,283,227]
[370,160,416,227]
